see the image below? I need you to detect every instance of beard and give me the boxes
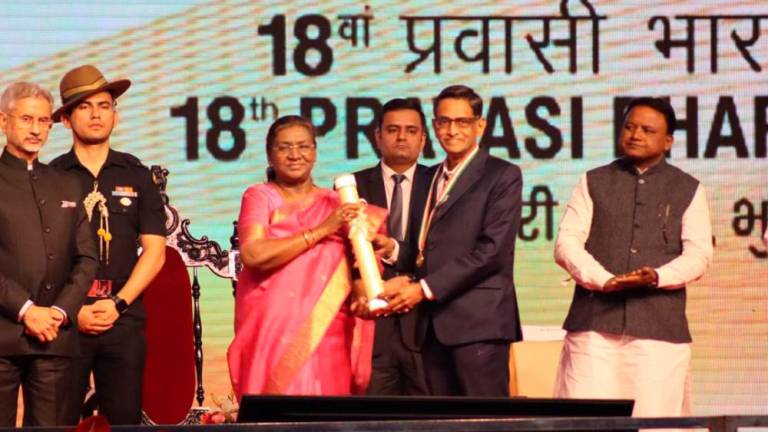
[20,141,44,153]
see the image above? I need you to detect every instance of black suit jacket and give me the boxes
[417,150,523,346]
[0,149,98,357]
[354,162,430,351]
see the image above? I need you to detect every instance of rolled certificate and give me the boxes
[334,174,388,311]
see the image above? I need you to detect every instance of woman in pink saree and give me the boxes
[228,115,381,398]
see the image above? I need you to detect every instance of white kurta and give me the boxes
[553,170,713,424]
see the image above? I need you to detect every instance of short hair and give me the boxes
[0,82,53,114]
[433,85,483,117]
[623,97,677,136]
[377,98,427,131]
[264,115,317,181]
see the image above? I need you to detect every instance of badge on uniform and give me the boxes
[112,186,138,198]
[120,197,132,206]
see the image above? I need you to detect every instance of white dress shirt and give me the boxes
[554,173,714,291]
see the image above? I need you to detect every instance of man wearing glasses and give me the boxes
[382,85,523,396]
[50,65,167,425]
[0,82,97,425]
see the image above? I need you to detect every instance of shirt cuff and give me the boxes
[17,300,33,322]
[381,239,400,265]
[654,267,682,289]
[593,271,615,292]
[419,279,435,301]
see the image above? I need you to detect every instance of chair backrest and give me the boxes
[141,246,196,424]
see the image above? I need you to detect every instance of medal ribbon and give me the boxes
[416,146,480,262]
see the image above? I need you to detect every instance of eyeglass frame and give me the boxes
[4,113,53,129]
[271,142,316,156]
[433,116,479,130]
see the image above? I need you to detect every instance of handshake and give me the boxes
[350,275,425,319]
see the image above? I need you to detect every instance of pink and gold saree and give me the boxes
[228,184,381,398]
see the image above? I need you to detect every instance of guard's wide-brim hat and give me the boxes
[52,64,131,122]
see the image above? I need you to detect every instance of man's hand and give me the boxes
[381,276,424,314]
[49,308,65,329]
[350,296,378,320]
[22,305,59,343]
[603,277,621,293]
[372,234,396,259]
[77,303,115,335]
[92,299,120,324]
[603,266,658,293]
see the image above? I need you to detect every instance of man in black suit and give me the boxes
[382,85,523,396]
[354,98,431,395]
[0,82,97,426]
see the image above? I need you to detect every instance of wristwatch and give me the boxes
[110,295,129,314]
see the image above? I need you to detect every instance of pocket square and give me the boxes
[60,200,77,208]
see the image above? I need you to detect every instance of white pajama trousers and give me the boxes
[554,331,692,421]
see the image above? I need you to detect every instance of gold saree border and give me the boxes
[264,257,351,393]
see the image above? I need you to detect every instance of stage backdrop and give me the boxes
[2,0,766,415]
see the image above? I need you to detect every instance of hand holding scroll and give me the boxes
[380,275,424,314]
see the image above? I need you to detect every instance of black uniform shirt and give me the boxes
[50,149,166,290]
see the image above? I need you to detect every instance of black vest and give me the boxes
[562,159,699,343]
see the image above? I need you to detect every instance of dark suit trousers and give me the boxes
[422,322,510,396]
[0,355,69,426]
[367,316,429,396]
[61,315,146,425]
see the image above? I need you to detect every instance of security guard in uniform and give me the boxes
[50,65,167,425]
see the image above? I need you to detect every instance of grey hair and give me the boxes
[0,82,54,114]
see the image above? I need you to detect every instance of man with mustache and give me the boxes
[0,82,97,426]
[381,85,523,396]
[553,97,713,420]
[50,65,167,425]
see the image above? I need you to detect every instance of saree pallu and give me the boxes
[228,185,380,398]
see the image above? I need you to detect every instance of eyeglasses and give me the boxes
[7,114,53,129]
[434,116,477,130]
[273,143,316,155]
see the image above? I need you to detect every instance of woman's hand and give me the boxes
[316,202,364,237]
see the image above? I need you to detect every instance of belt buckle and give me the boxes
[87,279,113,298]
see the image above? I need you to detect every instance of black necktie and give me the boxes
[388,174,406,241]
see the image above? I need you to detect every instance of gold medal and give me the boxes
[416,252,424,268]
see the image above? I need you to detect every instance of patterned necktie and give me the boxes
[437,170,452,199]
[388,174,406,241]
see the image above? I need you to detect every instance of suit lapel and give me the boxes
[364,163,388,208]
[432,150,488,224]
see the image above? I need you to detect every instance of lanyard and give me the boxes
[416,146,479,267]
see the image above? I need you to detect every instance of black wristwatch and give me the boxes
[110,295,129,314]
